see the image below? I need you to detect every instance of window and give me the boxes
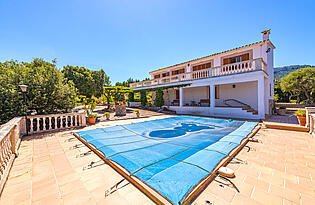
[154,74,160,79]
[171,68,185,75]
[192,62,212,71]
[270,83,272,97]
[175,90,179,99]
[223,53,249,65]
[162,72,169,77]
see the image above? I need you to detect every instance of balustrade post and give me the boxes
[36,118,40,132]
[81,113,86,127]
[9,125,18,156]
[55,117,58,129]
[49,117,52,130]
[30,118,33,134]
[43,118,46,131]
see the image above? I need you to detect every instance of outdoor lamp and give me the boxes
[19,84,29,135]
[19,84,28,93]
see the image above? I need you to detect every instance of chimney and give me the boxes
[261,29,271,41]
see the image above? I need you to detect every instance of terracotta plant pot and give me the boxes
[105,115,110,120]
[297,116,306,126]
[88,117,96,125]
[136,113,140,117]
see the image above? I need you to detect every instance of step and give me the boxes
[263,122,309,132]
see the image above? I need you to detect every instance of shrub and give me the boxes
[140,90,147,106]
[294,110,306,117]
[154,88,164,107]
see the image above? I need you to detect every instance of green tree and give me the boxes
[0,58,77,124]
[140,90,147,106]
[128,92,134,102]
[62,66,110,97]
[280,67,315,104]
[274,81,290,102]
[103,86,133,108]
[154,88,164,107]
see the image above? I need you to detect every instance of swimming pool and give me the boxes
[75,116,258,204]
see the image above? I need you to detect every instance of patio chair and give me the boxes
[171,99,180,106]
[199,99,210,107]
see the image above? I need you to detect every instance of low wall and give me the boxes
[276,103,315,108]
[0,112,86,195]
[128,102,141,107]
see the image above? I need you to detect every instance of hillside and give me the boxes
[274,65,314,80]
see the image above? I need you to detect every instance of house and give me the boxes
[130,30,275,119]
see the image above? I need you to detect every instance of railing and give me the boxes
[0,117,23,195]
[27,113,86,135]
[223,99,251,108]
[0,112,86,194]
[130,58,267,89]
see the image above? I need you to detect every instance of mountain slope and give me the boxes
[274,65,314,80]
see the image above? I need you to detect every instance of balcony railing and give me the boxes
[130,58,267,89]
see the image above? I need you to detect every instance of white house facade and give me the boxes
[130,30,275,120]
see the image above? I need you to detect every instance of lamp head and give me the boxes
[19,84,28,92]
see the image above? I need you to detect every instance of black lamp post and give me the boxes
[19,85,28,136]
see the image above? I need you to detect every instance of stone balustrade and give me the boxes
[130,58,267,89]
[0,112,86,194]
[27,113,86,135]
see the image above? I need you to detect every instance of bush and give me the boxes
[154,88,164,107]
[140,90,147,106]
[294,110,306,117]
[128,92,134,102]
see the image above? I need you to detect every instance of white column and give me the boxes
[257,77,265,119]
[210,85,215,108]
[179,87,184,107]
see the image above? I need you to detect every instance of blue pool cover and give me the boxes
[75,116,258,204]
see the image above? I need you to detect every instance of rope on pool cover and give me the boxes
[117,124,248,163]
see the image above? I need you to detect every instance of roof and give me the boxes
[149,40,276,75]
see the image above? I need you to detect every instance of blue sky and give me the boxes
[0,0,314,84]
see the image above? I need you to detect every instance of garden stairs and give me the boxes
[223,99,258,115]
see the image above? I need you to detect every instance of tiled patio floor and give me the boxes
[1,116,314,205]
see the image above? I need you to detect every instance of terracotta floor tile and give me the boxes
[61,188,93,205]
[59,179,86,196]
[32,193,61,205]
[208,182,237,203]
[244,176,270,192]
[232,193,264,205]
[252,187,283,205]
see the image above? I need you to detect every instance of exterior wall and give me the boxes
[163,89,177,105]
[182,86,209,105]
[215,81,258,110]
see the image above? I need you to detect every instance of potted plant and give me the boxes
[278,106,286,116]
[294,110,306,126]
[104,112,110,120]
[135,109,140,117]
[83,98,98,125]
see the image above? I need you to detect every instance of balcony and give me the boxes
[130,58,267,89]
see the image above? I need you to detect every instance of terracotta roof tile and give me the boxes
[149,40,275,74]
